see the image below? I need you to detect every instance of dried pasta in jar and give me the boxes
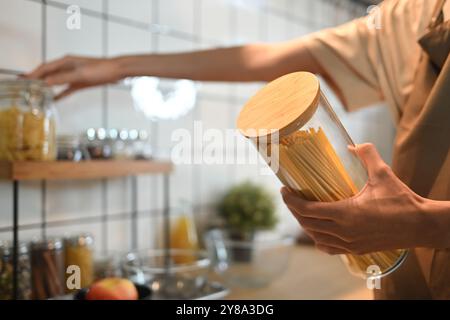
[0,80,56,161]
[237,72,408,279]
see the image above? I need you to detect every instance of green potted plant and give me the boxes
[217,181,277,260]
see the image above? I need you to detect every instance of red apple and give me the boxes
[86,278,138,300]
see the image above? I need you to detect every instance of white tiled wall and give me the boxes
[108,0,152,23]
[0,0,42,71]
[0,0,393,251]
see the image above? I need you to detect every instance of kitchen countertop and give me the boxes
[224,244,373,300]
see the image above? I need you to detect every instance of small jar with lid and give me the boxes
[64,233,94,292]
[134,130,153,160]
[84,128,113,159]
[30,238,65,299]
[237,72,408,279]
[56,134,90,161]
[0,241,32,300]
[126,129,139,159]
[113,129,130,159]
[0,79,57,161]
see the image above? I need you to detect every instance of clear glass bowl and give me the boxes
[205,230,294,288]
[121,249,210,299]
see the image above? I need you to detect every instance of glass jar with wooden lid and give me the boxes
[237,72,408,279]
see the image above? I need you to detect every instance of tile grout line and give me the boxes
[101,0,109,254]
[192,0,203,211]
[40,0,48,240]
[0,207,186,233]
[227,0,238,185]
[150,0,160,250]
[0,68,23,76]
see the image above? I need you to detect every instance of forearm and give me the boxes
[114,46,269,81]
[113,40,323,82]
[421,199,450,248]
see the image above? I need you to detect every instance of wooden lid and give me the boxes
[237,72,320,139]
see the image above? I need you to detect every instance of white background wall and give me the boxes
[0,0,395,252]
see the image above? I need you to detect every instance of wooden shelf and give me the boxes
[0,160,173,181]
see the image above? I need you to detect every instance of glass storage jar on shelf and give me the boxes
[0,241,32,300]
[237,72,408,279]
[84,128,113,159]
[0,79,57,161]
[64,233,94,292]
[30,238,65,299]
[134,130,153,160]
[56,134,90,161]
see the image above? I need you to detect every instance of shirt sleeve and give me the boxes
[303,15,384,112]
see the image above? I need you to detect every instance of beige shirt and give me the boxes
[304,0,450,122]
